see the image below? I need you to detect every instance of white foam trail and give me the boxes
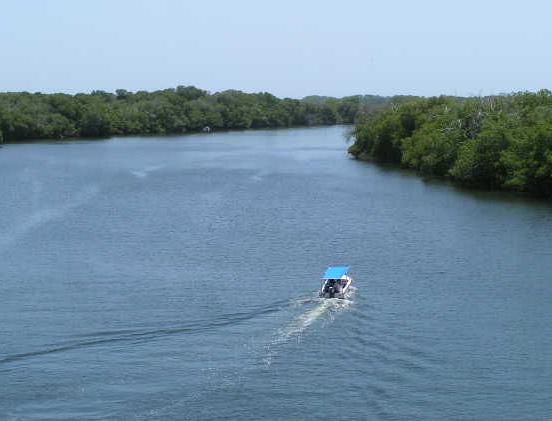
[0,185,99,251]
[280,298,352,339]
[263,290,355,366]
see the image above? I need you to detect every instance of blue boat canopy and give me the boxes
[322,266,350,279]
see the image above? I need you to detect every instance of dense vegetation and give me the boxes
[0,87,389,143]
[4,85,549,197]
[349,91,552,197]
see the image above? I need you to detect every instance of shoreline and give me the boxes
[3,122,549,203]
[352,153,552,202]
[0,123,352,146]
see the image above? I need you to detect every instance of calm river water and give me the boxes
[1,126,551,420]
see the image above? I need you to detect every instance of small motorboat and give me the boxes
[319,266,353,299]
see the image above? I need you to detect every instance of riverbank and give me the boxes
[351,153,552,205]
[0,87,389,144]
[1,123,355,146]
[349,91,552,199]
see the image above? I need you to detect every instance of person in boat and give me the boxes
[324,279,335,294]
[335,280,343,294]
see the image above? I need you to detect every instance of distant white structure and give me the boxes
[202,126,211,133]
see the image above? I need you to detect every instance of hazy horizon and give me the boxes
[1,0,551,98]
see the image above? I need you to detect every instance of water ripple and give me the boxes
[0,299,290,368]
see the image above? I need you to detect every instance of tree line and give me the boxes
[0,86,389,143]
[349,91,552,197]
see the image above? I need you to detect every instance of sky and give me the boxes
[0,0,550,98]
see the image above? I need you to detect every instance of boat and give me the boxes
[319,266,353,299]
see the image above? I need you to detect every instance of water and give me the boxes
[1,126,551,420]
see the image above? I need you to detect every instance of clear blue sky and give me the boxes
[0,0,550,98]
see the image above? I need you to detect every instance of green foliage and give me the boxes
[350,92,552,198]
[501,124,552,196]
[403,125,462,176]
[0,87,389,143]
[450,117,512,187]
[360,111,403,162]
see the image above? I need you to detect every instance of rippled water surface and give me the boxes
[1,126,552,420]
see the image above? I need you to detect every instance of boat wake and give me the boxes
[0,300,289,369]
[282,297,352,339]
[263,288,355,366]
